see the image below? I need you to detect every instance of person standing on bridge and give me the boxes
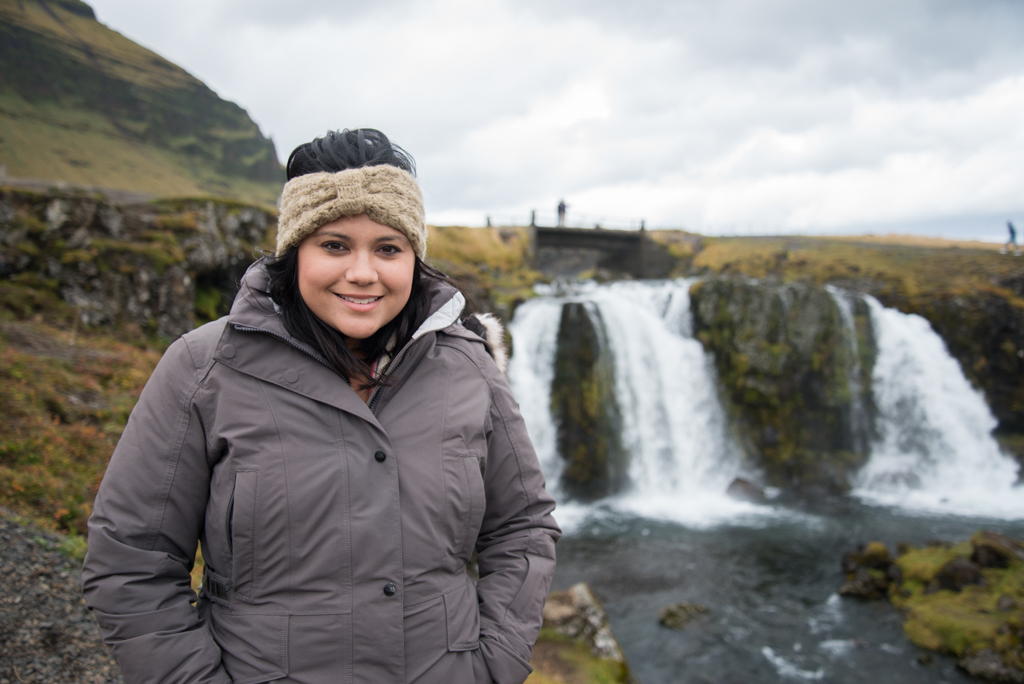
[557,199,567,228]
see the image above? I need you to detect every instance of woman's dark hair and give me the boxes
[267,129,453,390]
[286,129,416,180]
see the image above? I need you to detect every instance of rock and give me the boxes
[657,602,709,630]
[931,558,985,593]
[959,649,1024,684]
[726,477,765,503]
[542,583,627,663]
[839,542,898,600]
[550,302,627,500]
[972,531,1024,569]
[690,276,876,495]
[997,595,1019,612]
[1,188,272,338]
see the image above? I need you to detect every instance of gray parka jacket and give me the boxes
[82,263,560,684]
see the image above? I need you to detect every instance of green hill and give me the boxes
[0,0,284,204]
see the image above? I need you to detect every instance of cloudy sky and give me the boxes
[89,0,1024,240]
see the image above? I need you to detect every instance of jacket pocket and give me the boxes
[209,606,288,684]
[443,579,481,652]
[444,455,487,560]
[230,470,260,602]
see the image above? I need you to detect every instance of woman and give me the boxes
[82,129,560,684]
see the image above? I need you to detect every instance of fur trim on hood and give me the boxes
[462,313,509,375]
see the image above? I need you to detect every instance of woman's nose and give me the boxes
[345,249,378,284]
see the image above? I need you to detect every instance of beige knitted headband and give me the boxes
[275,164,427,259]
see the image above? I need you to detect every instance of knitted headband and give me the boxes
[275,164,427,259]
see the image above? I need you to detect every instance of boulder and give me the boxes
[839,542,899,600]
[657,602,709,630]
[972,531,1024,569]
[537,583,638,684]
[726,477,765,503]
[958,649,1024,684]
[930,558,985,593]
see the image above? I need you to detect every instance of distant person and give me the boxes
[557,199,567,227]
[1003,221,1020,256]
[82,128,559,684]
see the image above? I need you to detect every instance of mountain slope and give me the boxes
[0,0,284,204]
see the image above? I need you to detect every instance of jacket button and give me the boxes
[374,450,386,462]
[383,583,397,597]
[284,369,298,383]
[222,344,235,359]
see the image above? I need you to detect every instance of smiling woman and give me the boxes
[81,129,560,684]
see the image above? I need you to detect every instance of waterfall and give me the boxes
[854,296,1024,518]
[509,280,767,529]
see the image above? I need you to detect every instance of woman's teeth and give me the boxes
[339,295,382,304]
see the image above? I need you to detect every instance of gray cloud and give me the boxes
[87,0,1024,239]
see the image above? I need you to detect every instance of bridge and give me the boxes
[531,226,675,279]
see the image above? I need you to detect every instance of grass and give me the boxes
[0,319,161,534]
[427,225,545,317]
[688,235,1024,304]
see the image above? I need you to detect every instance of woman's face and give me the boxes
[296,214,416,350]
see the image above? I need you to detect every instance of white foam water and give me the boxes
[508,280,772,530]
[853,296,1024,518]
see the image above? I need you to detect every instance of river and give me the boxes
[508,280,1024,683]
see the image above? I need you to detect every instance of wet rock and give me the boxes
[972,531,1024,569]
[543,583,627,663]
[839,541,898,600]
[550,302,627,500]
[657,602,709,630]
[726,477,765,503]
[690,275,876,495]
[930,558,985,593]
[959,649,1024,684]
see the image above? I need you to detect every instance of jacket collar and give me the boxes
[216,260,465,425]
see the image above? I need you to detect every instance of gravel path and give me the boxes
[0,510,122,683]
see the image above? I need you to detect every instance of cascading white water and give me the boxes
[509,280,769,529]
[854,296,1024,518]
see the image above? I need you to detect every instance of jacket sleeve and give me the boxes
[81,335,230,684]
[474,367,562,684]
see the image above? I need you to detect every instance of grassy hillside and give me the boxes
[0,0,283,204]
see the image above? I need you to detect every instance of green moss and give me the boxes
[527,634,633,684]
[888,537,1024,672]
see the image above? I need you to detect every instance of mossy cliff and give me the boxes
[1,186,273,337]
[550,302,626,501]
[689,275,875,494]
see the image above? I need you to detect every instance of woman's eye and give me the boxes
[379,245,402,255]
[323,241,347,251]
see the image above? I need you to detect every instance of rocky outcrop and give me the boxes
[690,275,876,494]
[840,533,1024,683]
[657,602,709,630]
[1,187,272,337]
[536,583,638,684]
[550,302,627,500]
